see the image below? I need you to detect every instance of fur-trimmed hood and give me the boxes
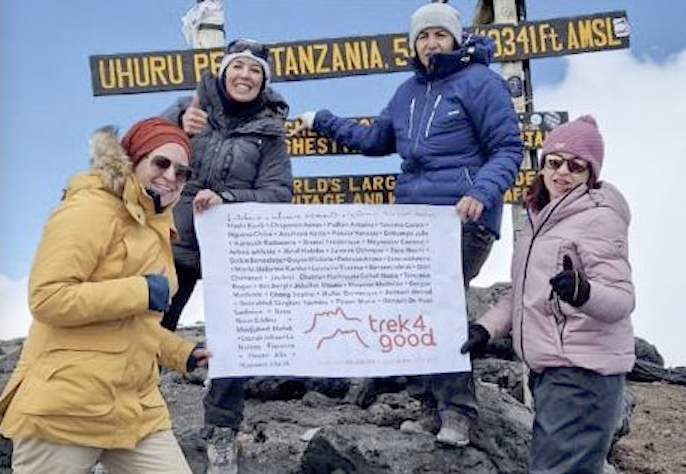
[62,125,133,201]
[62,126,165,224]
[82,125,133,197]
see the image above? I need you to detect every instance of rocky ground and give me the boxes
[612,381,686,474]
[1,330,685,473]
[1,283,685,473]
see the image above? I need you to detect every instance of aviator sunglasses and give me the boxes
[149,155,193,183]
[225,39,270,61]
[544,155,589,174]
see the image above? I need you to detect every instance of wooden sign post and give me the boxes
[490,0,535,237]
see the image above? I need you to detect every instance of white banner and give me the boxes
[195,203,469,378]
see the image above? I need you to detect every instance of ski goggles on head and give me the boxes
[225,39,269,61]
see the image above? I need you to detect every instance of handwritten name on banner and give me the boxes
[195,203,470,378]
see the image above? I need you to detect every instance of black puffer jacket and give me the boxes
[161,72,293,270]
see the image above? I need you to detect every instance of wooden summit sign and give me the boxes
[291,169,538,206]
[89,11,629,96]
[288,110,569,204]
[285,111,569,157]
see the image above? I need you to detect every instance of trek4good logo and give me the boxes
[304,307,436,354]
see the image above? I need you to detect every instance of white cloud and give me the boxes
[178,281,206,328]
[0,275,31,341]
[475,49,686,366]
[0,274,206,340]
[3,50,685,366]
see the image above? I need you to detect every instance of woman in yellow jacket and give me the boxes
[0,118,210,474]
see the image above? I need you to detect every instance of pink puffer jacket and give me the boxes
[478,182,635,375]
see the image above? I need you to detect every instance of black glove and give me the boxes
[460,324,490,354]
[145,274,170,312]
[549,255,591,307]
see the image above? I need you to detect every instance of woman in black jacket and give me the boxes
[160,38,292,474]
[161,38,292,332]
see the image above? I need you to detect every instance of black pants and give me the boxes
[162,262,201,331]
[204,377,248,429]
[404,226,495,420]
[528,367,624,474]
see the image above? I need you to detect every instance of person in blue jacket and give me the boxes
[293,2,523,446]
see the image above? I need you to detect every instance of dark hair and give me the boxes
[524,173,548,213]
[524,168,599,213]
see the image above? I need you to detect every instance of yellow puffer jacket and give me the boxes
[0,127,195,450]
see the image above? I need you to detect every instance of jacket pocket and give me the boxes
[122,229,162,275]
[555,242,581,273]
[21,349,126,417]
[547,298,567,352]
[140,386,166,409]
[223,138,262,184]
[429,97,470,136]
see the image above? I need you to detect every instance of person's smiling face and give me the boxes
[224,57,264,103]
[134,143,190,207]
[542,152,591,200]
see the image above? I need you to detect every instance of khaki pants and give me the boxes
[12,429,192,474]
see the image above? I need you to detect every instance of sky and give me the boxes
[1,1,685,366]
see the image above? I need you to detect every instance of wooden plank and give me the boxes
[291,169,538,205]
[285,111,569,157]
[89,11,629,96]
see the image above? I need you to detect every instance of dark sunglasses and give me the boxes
[226,39,269,61]
[149,155,193,183]
[544,156,589,174]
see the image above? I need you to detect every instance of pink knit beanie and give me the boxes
[540,115,604,177]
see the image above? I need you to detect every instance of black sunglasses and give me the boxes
[226,39,269,61]
[544,156,589,174]
[149,155,193,183]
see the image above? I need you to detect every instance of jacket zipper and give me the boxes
[411,82,432,156]
[551,297,568,349]
[424,94,442,138]
[518,192,576,364]
[207,133,224,185]
[464,169,474,187]
[407,98,416,139]
[409,83,434,199]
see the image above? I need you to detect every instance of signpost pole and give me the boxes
[487,0,535,407]
[487,0,536,238]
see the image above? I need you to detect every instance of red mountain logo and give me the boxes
[303,307,370,351]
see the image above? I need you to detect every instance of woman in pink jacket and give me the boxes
[461,115,635,474]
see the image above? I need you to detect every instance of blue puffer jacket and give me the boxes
[314,35,523,238]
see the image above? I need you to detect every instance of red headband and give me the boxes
[121,117,192,166]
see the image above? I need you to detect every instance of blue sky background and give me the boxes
[2,1,685,365]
